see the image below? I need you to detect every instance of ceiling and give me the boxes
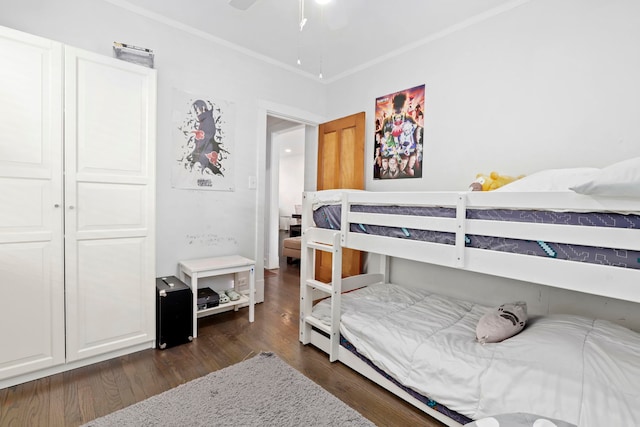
[109,0,526,82]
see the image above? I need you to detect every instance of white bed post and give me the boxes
[378,254,390,283]
[455,192,467,268]
[328,231,342,361]
[299,193,314,345]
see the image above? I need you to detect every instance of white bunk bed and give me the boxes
[298,187,640,427]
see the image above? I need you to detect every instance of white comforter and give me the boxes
[312,283,640,426]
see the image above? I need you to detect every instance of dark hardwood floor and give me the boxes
[0,255,446,427]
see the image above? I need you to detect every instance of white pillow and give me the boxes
[494,168,599,192]
[476,301,528,344]
[570,157,640,198]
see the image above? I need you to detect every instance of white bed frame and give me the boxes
[298,190,640,426]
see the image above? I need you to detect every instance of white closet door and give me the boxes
[64,47,156,362]
[0,27,65,379]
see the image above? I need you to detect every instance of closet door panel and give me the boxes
[0,244,60,376]
[0,26,64,381]
[0,38,50,172]
[76,183,146,233]
[0,179,49,233]
[74,59,146,176]
[64,47,156,362]
[65,238,147,360]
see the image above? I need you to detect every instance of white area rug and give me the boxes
[82,352,374,427]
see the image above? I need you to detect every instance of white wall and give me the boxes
[0,0,327,302]
[327,0,640,191]
[324,0,640,330]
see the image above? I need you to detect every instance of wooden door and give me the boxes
[64,47,157,361]
[316,112,365,282]
[0,26,65,381]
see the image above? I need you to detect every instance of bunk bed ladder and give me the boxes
[300,230,342,362]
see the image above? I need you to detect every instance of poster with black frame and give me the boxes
[172,89,236,191]
[374,84,424,179]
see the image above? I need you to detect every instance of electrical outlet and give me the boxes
[235,271,250,292]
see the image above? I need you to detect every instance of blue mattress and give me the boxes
[313,204,640,270]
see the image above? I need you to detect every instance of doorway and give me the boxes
[255,101,325,284]
[265,117,304,269]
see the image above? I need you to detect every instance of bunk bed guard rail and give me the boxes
[327,190,640,304]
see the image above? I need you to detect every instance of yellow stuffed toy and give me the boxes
[469,171,524,191]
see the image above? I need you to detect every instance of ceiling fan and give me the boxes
[228,0,260,10]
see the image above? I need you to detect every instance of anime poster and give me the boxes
[373,84,425,179]
[172,89,235,191]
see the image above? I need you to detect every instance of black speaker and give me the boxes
[156,276,193,349]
